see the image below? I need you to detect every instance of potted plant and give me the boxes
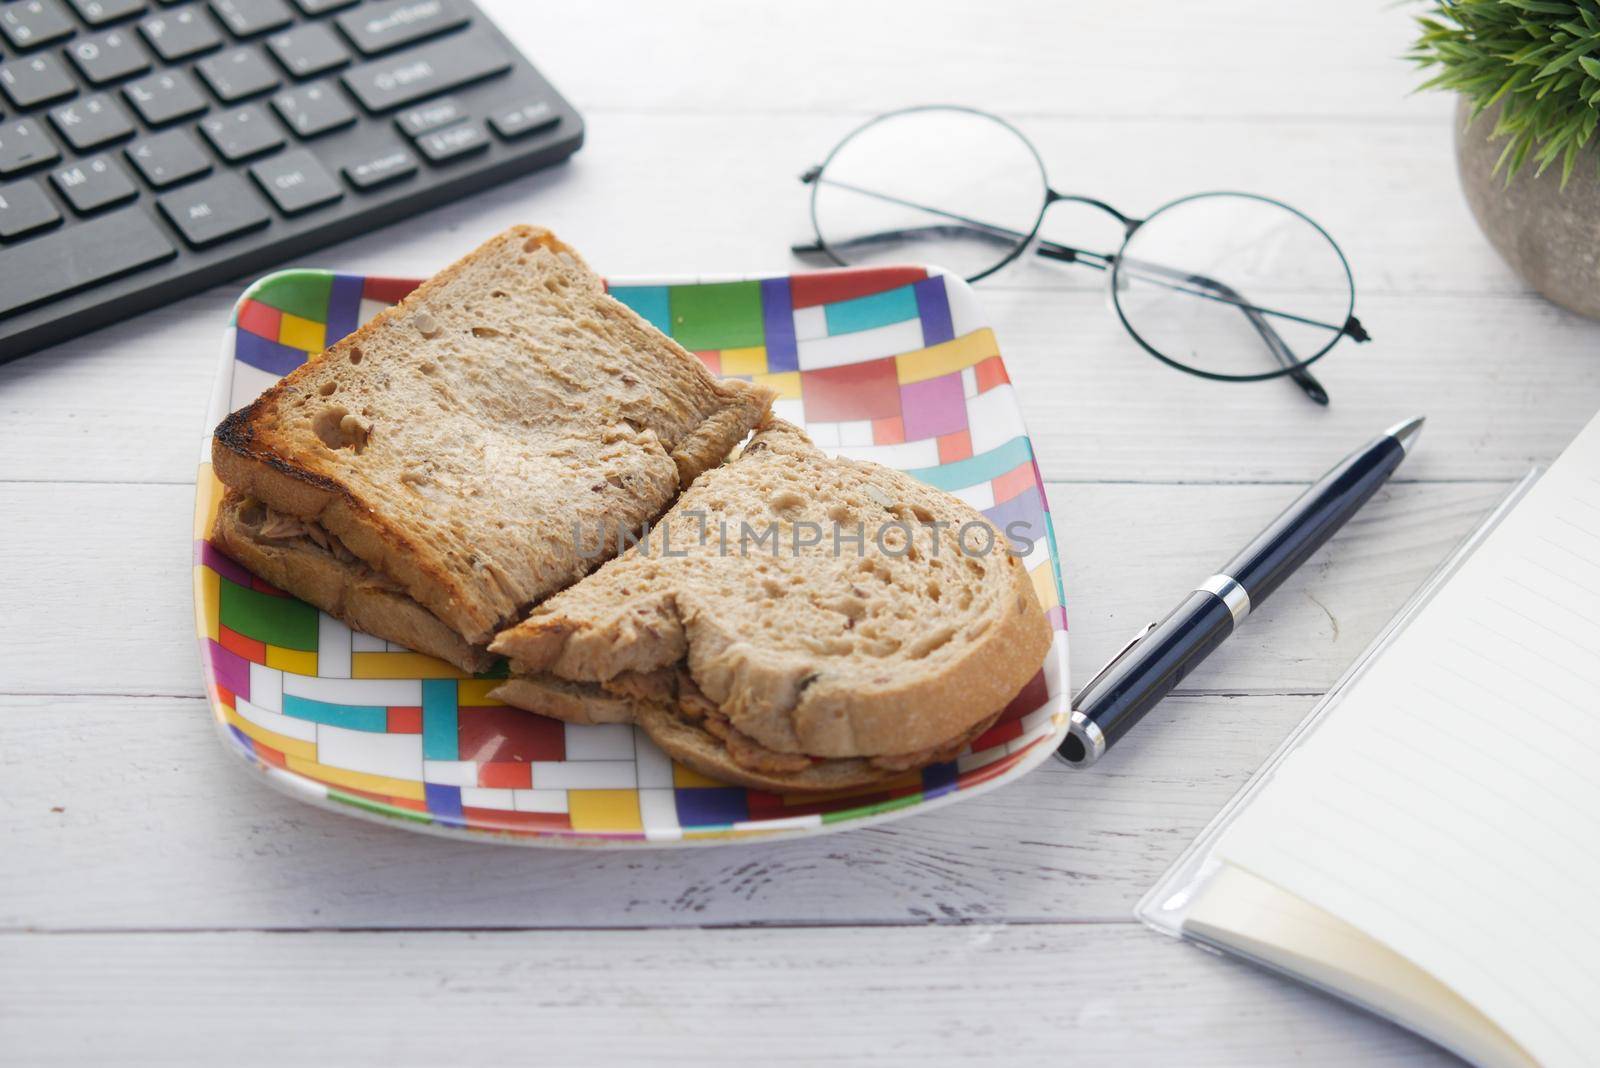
[1412,0,1600,318]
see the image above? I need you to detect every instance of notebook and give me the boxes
[1139,411,1600,1068]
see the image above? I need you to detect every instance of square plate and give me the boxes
[192,264,1070,846]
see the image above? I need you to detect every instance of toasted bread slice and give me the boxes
[489,419,1052,790]
[212,226,774,648]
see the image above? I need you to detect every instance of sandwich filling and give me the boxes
[234,497,406,595]
[214,491,497,674]
[497,662,1004,782]
[247,501,364,567]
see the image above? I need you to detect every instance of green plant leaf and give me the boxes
[1414,0,1600,181]
[1505,1,1578,15]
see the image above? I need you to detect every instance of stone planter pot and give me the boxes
[1455,96,1600,319]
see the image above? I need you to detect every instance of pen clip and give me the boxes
[1077,621,1157,701]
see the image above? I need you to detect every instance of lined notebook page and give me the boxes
[1214,412,1600,1068]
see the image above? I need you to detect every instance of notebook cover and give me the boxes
[1133,470,1542,1049]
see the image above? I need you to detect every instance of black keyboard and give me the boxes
[0,0,582,364]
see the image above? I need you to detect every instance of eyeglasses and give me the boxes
[790,105,1370,405]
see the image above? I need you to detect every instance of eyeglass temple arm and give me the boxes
[1116,255,1331,406]
[791,224,1018,256]
[793,225,1358,349]
[1041,236,1370,352]
[790,174,1367,394]
[794,229,1349,401]
[791,179,1365,333]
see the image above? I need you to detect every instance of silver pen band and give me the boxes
[1060,577,1249,768]
[1061,709,1106,766]
[1196,573,1250,626]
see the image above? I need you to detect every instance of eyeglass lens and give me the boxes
[810,107,1048,280]
[1113,194,1355,380]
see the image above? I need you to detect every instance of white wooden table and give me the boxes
[4,2,1596,1063]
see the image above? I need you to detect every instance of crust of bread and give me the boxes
[212,225,773,646]
[487,674,907,792]
[212,492,495,675]
[634,704,892,792]
[487,673,1005,793]
[489,676,637,726]
[764,554,1047,756]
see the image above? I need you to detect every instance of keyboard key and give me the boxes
[156,170,268,246]
[266,21,349,77]
[124,126,209,185]
[292,0,355,13]
[207,0,289,37]
[139,5,222,61]
[335,0,465,56]
[249,146,339,213]
[122,68,207,123]
[0,118,60,175]
[270,79,352,137]
[65,0,148,25]
[340,29,507,112]
[0,178,60,239]
[48,92,134,150]
[67,28,153,85]
[1,0,73,50]
[0,205,175,317]
[197,45,279,100]
[489,99,556,140]
[341,143,413,189]
[395,93,458,136]
[0,54,77,108]
[51,152,137,212]
[414,119,483,163]
[198,101,281,160]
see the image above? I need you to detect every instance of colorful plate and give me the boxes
[192,264,1070,846]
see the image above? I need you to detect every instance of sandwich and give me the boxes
[488,419,1053,792]
[210,226,774,673]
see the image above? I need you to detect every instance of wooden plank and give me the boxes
[0,480,1507,699]
[0,483,200,699]
[216,112,1499,296]
[0,111,1518,303]
[1002,292,1600,483]
[510,0,1448,123]
[0,288,237,486]
[0,690,1355,930]
[5,285,1596,487]
[0,926,1455,1066]
[1058,479,1514,692]
[4,104,1590,485]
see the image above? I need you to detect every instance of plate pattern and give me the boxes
[193,264,1069,845]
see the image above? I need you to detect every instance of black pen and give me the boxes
[1057,416,1425,766]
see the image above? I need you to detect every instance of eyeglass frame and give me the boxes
[790,105,1371,405]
